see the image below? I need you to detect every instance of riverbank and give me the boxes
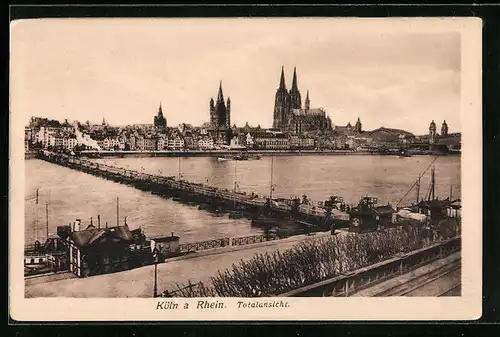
[28,149,459,159]
[25,152,38,159]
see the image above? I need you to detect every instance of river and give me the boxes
[25,155,460,244]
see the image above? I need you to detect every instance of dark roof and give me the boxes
[69,225,133,248]
[373,205,395,215]
[417,199,451,209]
[131,228,143,236]
[108,226,134,241]
[152,236,180,243]
[70,228,104,247]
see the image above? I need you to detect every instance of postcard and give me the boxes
[10,17,482,321]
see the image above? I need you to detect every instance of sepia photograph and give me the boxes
[9,17,482,321]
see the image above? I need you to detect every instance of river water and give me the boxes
[25,155,460,244]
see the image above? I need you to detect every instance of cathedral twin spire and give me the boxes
[291,67,299,93]
[279,66,286,90]
[273,66,303,129]
[278,66,300,92]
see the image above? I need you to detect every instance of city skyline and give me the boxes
[11,19,461,133]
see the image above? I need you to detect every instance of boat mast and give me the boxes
[234,160,237,193]
[431,166,436,200]
[45,201,49,239]
[233,160,237,207]
[269,156,274,200]
[416,174,421,203]
[178,157,182,180]
[32,207,37,243]
[116,196,119,226]
[450,184,453,200]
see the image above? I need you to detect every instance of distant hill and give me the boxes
[367,127,414,142]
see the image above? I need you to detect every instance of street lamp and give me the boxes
[151,243,159,298]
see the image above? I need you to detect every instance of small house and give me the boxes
[373,205,396,224]
[68,223,134,277]
[150,232,180,260]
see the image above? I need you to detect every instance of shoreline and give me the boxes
[25,150,460,159]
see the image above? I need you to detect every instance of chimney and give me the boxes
[171,232,174,237]
[97,215,100,229]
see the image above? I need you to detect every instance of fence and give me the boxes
[179,238,230,253]
[279,236,461,297]
[231,234,276,246]
[176,233,283,254]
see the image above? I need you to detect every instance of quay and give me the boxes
[77,149,374,158]
[25,231,334,298]
[64,148,455,159]
[35,151,349,229]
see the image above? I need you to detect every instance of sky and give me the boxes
[10,18,462,134]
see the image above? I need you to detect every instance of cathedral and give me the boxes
[273,67,332,134]
[209,81,232,145]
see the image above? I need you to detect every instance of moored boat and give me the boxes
[251,214,278,228]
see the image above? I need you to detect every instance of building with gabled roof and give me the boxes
[68,223,134,277]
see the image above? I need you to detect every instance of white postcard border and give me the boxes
[9,17,482,321]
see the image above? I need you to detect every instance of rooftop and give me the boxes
[69,225,134,248]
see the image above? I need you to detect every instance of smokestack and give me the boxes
[98,215,100,229]
[171,232,174,237]
[90,217,93,226]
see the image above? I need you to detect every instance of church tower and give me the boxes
[441,120,448,137]
[305,90,310,110]
[209,81,231,145]
[214,81,229,129]
[354,117,362,133]
[429,120,437,145]
[273,66,290,129]
[289,67,302,110]
[209,97,216,127]
[154,102,167,130]
[226,97,231,129]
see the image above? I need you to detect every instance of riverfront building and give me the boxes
[67,221,140,278]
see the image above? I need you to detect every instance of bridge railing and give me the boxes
[43,152,303,210]
[279,236,461,297]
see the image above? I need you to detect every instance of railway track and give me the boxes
[373,260,461,297]
[437,282,461,297]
